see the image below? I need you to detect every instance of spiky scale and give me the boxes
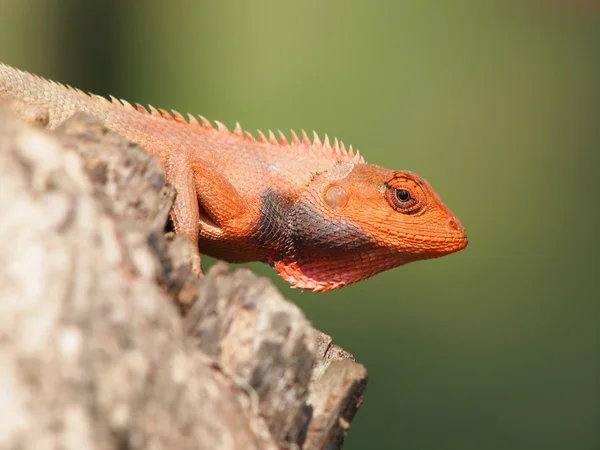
[171,110,187,124]
[187,113,201,129]
[92,94,109,105]
[148,105,161,118]
[301,129,310,146]
[136,103,148,114]
[257,130,267,143]
[278,130,288,145]
[290,130,299,146]
[159,108,173,120]
[214,120,228,133]
[323,134,331,151]
[268,130,277,145]
[198,115,213,130]
[342,141,350,156]
[121,99,135,111]
[234,121,243,137]
[312,131,321,147]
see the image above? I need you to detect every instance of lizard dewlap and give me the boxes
[0,63,467,291]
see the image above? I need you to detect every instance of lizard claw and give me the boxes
[191,252,203,278]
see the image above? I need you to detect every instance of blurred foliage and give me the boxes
[1,0,599,448]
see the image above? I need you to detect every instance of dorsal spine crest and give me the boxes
[84,86,365,163]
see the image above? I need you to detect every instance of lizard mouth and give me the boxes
[415,234,468,255]
[446,235,468,254]
[383,230,468,252]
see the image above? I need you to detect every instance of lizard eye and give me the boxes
[385,174,428,215]
[395,189,411,202]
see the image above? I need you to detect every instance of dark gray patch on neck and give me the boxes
[255,189,375,259]
[254,189,295,256]
[286,198,375,254]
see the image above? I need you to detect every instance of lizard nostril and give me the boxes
[448,218,460,231]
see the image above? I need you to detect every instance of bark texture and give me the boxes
[0,109,367,450]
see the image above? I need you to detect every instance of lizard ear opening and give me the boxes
[323,184,348,210]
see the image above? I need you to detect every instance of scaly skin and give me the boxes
[0,63,468,291]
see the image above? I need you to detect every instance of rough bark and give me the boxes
[0,108,367,450]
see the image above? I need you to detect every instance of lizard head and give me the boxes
[274,163,468,291]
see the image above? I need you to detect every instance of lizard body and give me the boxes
[0,63,467,291]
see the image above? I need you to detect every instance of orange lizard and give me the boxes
[0,63,467,291]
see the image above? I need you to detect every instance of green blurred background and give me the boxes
[2,0,599,448]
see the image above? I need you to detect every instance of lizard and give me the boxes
[0,62,468,291]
